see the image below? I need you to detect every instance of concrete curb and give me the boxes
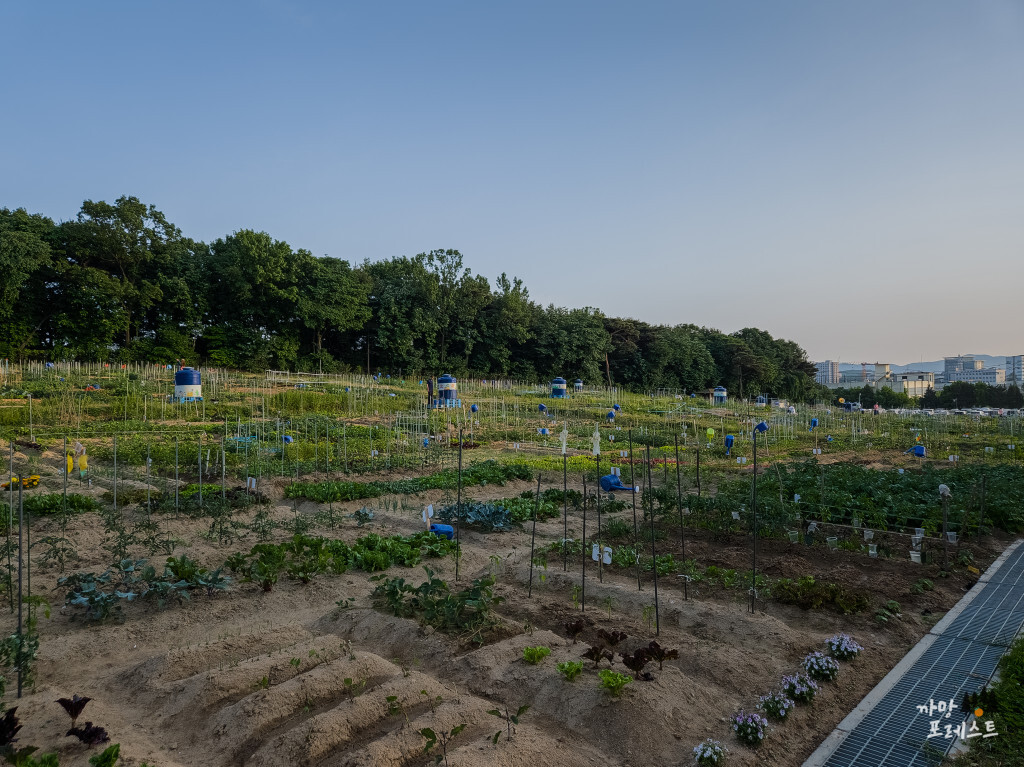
[802,538,1023,767]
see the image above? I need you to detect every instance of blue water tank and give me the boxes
[438,374,457,399]
[551,377,567,398]
[434,374,459,408]
[713,386,727,404]
[574,379,584,392]
[174,367,202,400]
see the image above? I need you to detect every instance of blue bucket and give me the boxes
[430,524,454,540]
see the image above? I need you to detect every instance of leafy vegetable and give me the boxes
[67,722,110,745]
[0,708,22,746]
[56,694,91,727]
[556,661,584,681]
[598,669,633,697]
[522,646,551,665]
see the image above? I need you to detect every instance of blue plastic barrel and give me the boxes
[471,404,479,413]
[430,524,454,540]
[551,377,567,398]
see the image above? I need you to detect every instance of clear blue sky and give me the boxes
[3,1,1022,364]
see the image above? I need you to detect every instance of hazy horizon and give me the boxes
[3,1,1022,363]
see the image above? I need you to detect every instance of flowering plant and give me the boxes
[758,690,795,721]
[826,633,863,660]
[803,651,840,682]
[692,737,727,765]
[731,709,768,746]
[782,671,819,703]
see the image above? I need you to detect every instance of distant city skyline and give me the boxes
[3,1,1022,363]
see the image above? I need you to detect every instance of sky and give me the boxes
[2,1,1023,365]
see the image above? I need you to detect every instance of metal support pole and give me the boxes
[675,434,687,600]
[595,452,602,583]
[562,454,568,571]
[581,471,587,612]
[750,430,758,614]
[455,428,463,582]
[628,429,641,590]
[646,444,660,635]
[16,480,23,697]
[528,473,541,598]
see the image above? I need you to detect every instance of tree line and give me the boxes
[830,382,1024,410]
[1,196,820,398]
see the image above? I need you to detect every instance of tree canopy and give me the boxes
[0,196,822,399]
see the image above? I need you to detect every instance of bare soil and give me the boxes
[0,458,1013,767]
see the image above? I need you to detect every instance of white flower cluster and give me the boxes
[803,651,840,682]
[826,633,863,660]
[692,737,727,765]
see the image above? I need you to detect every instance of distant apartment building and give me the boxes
[815,360,840,385]
[872,367,935,398]
[1006,355,1024,386]
[945,355,983,375]
[947,367,1006,385]
[943,355,1004,386]
[889,371,936,398]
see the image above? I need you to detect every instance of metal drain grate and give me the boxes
[821,544,1024,767]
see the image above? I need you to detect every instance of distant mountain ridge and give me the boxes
[837,356,1007,375]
